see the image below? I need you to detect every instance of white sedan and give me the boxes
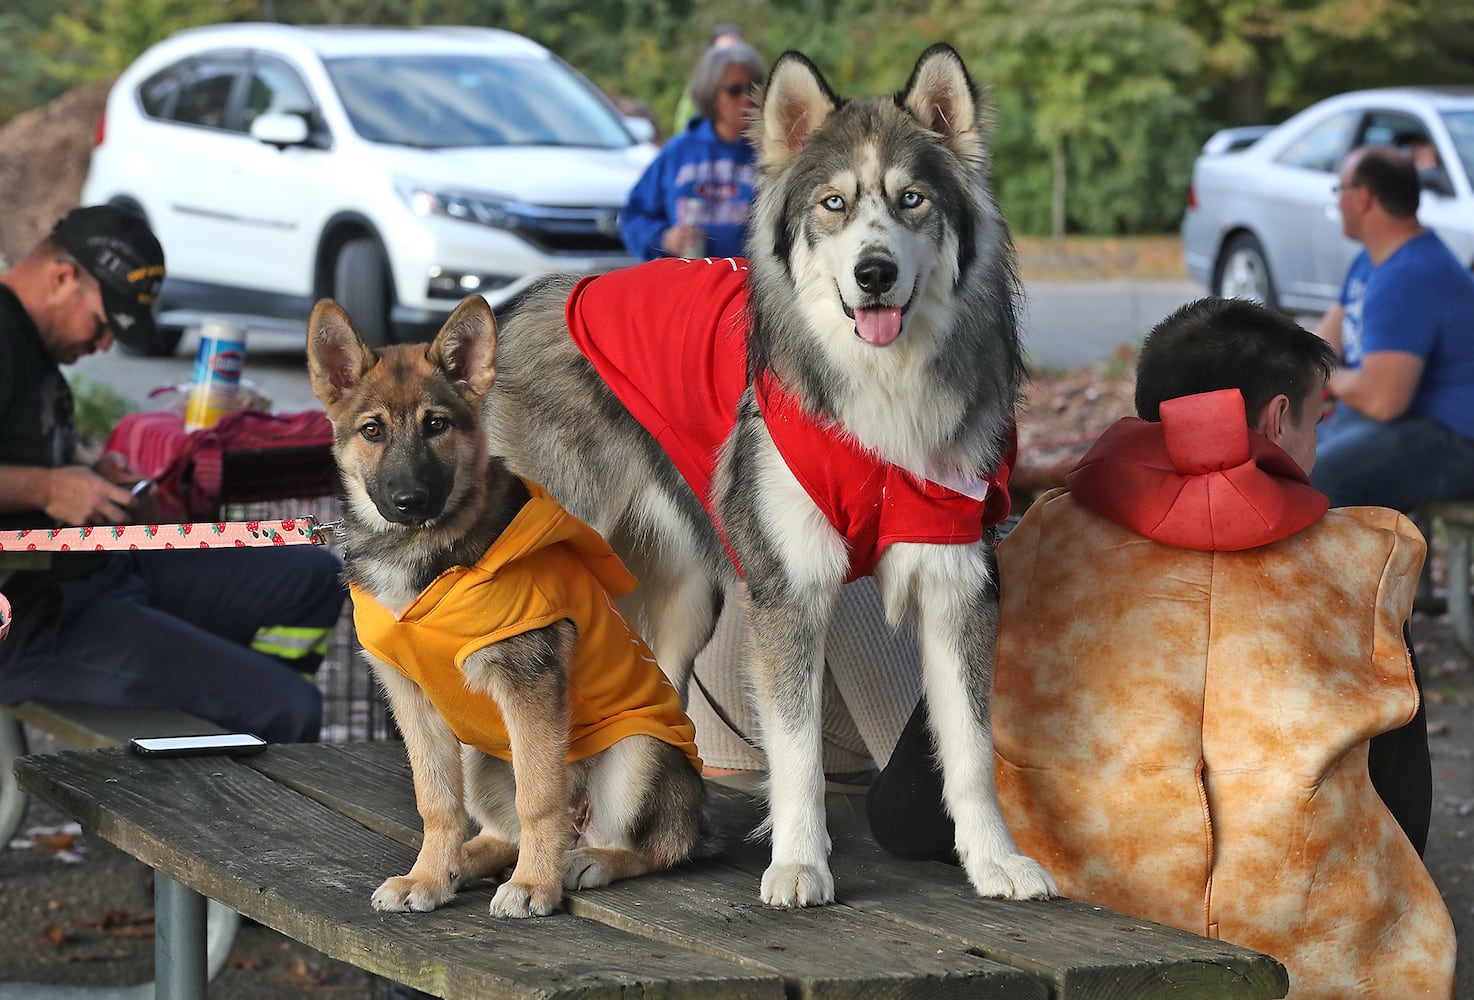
[1181,87,1474,314]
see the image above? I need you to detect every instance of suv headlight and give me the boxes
[395,178,515,230]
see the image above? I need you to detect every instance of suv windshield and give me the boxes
[325,53,632,149]
[1441,110,1474,185]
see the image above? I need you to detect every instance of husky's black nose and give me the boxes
[854,257,898,295]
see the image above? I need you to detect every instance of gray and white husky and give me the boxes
[479,43,1056,907]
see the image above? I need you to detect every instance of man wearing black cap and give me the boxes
[0,206,345,743]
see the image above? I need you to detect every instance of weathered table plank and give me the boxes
[243,743,1286,1000]
[812,796,1288,1000]
[245,743,1048,999]
[16,747,781,999]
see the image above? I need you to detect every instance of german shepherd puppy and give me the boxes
[307,298,704,918]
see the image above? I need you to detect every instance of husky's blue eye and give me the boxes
[900,191,925,209]
[821,194,845,212]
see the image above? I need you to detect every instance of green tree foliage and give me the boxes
[0,11,54,123]
[5,0,1474,235]
[36,0,255,87]
[950,0,1204,239]
[65,373,134,447]
[1171,0,1474,124]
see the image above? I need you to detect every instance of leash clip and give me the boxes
[304,515,344,546]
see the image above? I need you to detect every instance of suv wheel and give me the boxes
[334,237,394,347]
[1214,233,1278,309]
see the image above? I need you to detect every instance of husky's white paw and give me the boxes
[371,875,454,912]
[760,861,835,908]
[489,880,561,918]
[964,853,1057,900]
[563,848,609,890]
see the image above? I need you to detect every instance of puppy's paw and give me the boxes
[371,874,455,912]
[759,861,834,908]
[489,880,562,918]
[965,853,1057,900]
[563,848,610,890]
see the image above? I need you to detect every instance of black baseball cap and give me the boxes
[50,205,167,352]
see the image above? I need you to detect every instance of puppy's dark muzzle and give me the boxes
[373,476,450,525]
[387,487,433,522]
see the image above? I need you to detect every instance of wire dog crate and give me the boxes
[218,446,393,743]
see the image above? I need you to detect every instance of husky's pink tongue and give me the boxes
[854,307,902,346]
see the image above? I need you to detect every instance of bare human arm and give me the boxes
[0,456,142,527]
[1327,351,1425,422]
[1313,304,1346,358]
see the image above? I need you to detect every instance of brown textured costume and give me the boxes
[992,390,1456,999]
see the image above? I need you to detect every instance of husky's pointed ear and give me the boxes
[901,44,991,169]
[307,299,375,409]
[754,51,839,170]
[430,295,497,398]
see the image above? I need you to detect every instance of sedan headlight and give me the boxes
[395,178,516,230]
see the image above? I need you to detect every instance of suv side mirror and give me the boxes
[1419,166,1455,198]
[623,115,657,145]
[250,112,310,148]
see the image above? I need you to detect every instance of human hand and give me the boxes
[45,465,136,526]
[93,452,156,519]
[93,451,144,487]
[663,223,706,258]
[128,481,162,523]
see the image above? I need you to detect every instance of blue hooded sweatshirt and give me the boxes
[620,118,759,261]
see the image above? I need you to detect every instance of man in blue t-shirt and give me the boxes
[1311,144,1474,511]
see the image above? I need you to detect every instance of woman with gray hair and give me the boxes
[620,41,766,261]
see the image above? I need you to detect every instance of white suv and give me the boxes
[81,23,656,354]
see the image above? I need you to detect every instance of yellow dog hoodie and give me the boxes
[352,478,701,771]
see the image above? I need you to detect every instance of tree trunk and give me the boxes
[1051,139,1066,253]
[1224,74,1266,125]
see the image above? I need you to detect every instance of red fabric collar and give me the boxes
[1065,389,1328,551]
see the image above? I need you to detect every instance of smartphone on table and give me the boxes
[129,733,268,757]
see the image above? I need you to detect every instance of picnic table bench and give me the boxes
[0,701,245,998]
[14,741,1289,999]
[1417,499,1474,653]
[0,700,225,844]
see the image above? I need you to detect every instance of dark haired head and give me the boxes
[1135,297,1337,425]
[1346,145,1421,219]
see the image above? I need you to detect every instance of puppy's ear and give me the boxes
[900,43,992,170]
[430,295,497,398]
[307,299,375,408]
[754,50,839,171]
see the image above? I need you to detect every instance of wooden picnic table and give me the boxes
[15,742,1289,999]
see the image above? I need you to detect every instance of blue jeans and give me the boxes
[1312,407,1474,511]
[0,546,346,742]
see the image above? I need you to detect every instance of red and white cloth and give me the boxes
[565,257,1013,582]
